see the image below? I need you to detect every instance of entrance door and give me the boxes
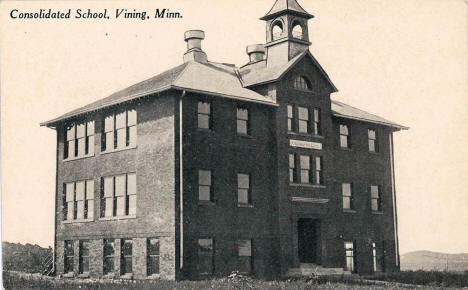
[298,218,319,263]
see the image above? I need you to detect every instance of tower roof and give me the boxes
[260,0,314,20]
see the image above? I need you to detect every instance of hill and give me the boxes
[2,242,52,274]
[401,250,468,272]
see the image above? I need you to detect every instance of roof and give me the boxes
[331,100,409,130]
[239,50,338,92]
[41,50,405,131]
[260,0,314,20]
[41,61,276,127]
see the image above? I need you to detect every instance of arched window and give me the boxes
[293,76,312,91]
[292,23,303,39]
[272,21,283,41]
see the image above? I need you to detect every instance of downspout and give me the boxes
[179,90,186,271]
[53,128,59,275]
[389,131,400,268]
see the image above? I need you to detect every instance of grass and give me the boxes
[365,270,468,288]
[3,270,467,290]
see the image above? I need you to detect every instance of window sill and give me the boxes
[63,154,94,162]
[78,273,90,278]
[343,209,357,213]
[292,88,314,93]
[237,203,254,208]
[146,274,161,279]
[99,215,137,221]
[102,273,115,279]
[101,146,137,155]
[290,183,326,189]
[63,272,74,278]
[288,132,323,139]
[340,147,353,151]
[63,218,94,224]
[197,128,214,133]
[372,211,384,215]
[237,133,253,139]
[198,201,216,206]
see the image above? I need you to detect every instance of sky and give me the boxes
[1,0,467,255]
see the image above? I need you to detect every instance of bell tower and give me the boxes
[261,0,314,68]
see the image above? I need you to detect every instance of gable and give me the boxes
[282,54,336,95]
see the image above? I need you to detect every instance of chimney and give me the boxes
[246,44,266,63]
[183,30,208,63]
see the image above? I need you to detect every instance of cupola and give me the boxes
[261,0,313,68]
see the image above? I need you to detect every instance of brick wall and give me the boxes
[54,92,177,279]
[180,92,278,279]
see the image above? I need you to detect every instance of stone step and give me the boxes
[286,264,352,277]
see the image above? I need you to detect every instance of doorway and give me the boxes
[297,218,320,263]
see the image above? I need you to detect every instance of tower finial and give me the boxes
[260,0,313,21]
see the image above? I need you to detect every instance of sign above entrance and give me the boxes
[290,139,323,150]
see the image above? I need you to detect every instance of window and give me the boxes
[373,241,385,272]
[272,21,283,40]
[340,124,350,148]
[102,109,137,152]
[287,105,294,132]
[236,107,250,135]
[300,155,311,184]
[79,241,90,274]
[237,239,252,274]
[64,180,94,221]
[120,239,133,275]
[198,239,214,275]
[147,239,160,276]
[298,107,309,133]
[198,170,212,202]
[65,121,94,159]
[312,108,321,135]
[101,173,136,218]
[342,183,354,210]
[293,76,311,91]
[344,242,355,272]
[290,154,324,185]
[237,173,251,206]
[103,239,115,275]
[371,185,382,212]
[64,240,74,274]
[315,157,323,185]
[292,23,303,39]
[289,153,297,183]
[368,129,378,152]
[197,101,211,130]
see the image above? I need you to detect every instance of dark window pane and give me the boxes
[147,239,159,255]
[199,256,213,275]
[122,240,132,256]
[147,256,159,275]
[103,257,114,275]
[198,239,213,275]
[238,256,252,274]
